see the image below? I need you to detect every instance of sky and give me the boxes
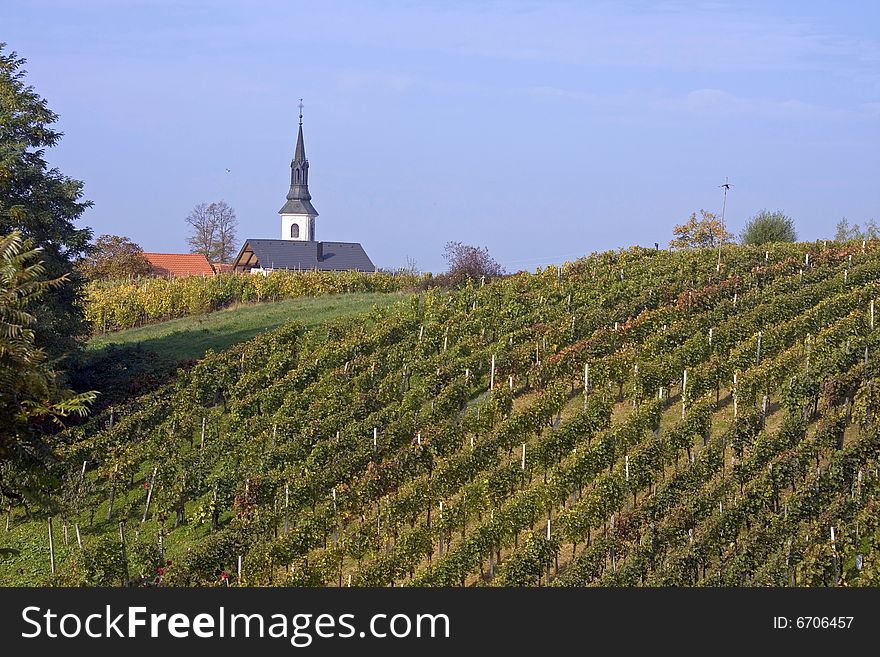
[3,0,879,272]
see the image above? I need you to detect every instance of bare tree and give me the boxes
[185,201,238,262]
[213,203,239,263]
[442,241,504,285]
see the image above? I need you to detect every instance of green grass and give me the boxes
[68,291,412,417]
[89,292,408,361]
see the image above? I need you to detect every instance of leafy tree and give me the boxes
[0,44,93,358]
[78,234,152,280]
[442,241,504,284]
[835,217,880,242]
[0,231,95,504]
[185,201,238,263]
[669,210,733,250]
[740,210,797,245]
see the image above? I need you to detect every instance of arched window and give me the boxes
[294,168,300,183]
[290,223,300,239]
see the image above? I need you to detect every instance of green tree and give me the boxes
[669,210,734,250]
[78,234,152,280]
[0,231,95,504]
[740,210,797,245]
[0,44,93,358]
[835,217,879,242]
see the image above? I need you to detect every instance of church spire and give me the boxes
[293,98,306,163]
[279,100,318,241]
[286,99,313,205]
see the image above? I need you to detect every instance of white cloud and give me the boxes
[334,70,415,93]
[657,88,880,120]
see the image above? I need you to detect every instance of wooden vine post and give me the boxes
[681,369,688,419]
[119,521,129,585]
[47,517,55,576]
[142,466,158,523]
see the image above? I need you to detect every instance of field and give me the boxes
[3,243,880,587]
[89,292,407,361]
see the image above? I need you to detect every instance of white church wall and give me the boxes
[281,214,315,241]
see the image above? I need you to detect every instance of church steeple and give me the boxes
[279,100,318,241]
[287,100,312,204]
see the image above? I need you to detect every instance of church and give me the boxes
[232,106,376,273]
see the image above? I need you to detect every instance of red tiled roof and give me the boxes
[211,262,234,274]
[143,253,215,278]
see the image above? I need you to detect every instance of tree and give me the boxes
[185,201,238,263]
[78,234,152,280]
[0,231,95,504]
[669,210,734,250]
[442,241,504,284]
[740,210,797,245]
[835,217,880,242]
[0,44,93,358]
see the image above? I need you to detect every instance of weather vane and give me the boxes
[298,98,304,125]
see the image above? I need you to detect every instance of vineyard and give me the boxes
[84,269,425,333]
[4,241,880,587]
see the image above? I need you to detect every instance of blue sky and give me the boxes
[4,1,879,272]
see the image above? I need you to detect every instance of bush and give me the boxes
[740,210,797,245]
[442,241,505,286]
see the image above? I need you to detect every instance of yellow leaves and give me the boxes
[84,270,423,333]
[670,209,735,250]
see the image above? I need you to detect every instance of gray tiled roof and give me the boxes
[234,239,376,272]
[279,198,318,215]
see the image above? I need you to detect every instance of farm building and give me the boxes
[232,104,375,273]
[143,252,214,278]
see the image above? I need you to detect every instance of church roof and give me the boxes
[293,123,306,163]
[233,239,376,273]
[279,198,319,215]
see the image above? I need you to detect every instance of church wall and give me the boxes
[281,214,315,241]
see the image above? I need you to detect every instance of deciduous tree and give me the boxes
[835,217,879,242]
[185,201,238,263]
[0,44,93,357]
[78,234,152,280]
[740,210,797,245]
[442,241,504,285]
[669,210,733,250]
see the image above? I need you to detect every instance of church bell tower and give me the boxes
[279,100,318,241]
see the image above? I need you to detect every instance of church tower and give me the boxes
[279,100,318,241]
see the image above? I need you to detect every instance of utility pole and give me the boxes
[716,177,732,272]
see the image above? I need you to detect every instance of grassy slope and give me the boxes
[89,292,406,361]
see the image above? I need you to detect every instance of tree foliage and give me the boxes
[185,201,238,263]
[0,231,95,503]
[740,210,797,245]
[78,234,152,280]
[0,43,93,357]
[442,241,504,284]
[669,210,734,250]
[835,218,879,242]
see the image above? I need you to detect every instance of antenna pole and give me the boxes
[717,177,731,273]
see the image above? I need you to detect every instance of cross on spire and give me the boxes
[298,98,304,126]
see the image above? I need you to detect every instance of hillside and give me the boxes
[68,293,408,412]
[3,243,880,587]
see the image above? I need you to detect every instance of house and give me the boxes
[211,262,234,274]
[232,104,376,273]
[143,252,215,278]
